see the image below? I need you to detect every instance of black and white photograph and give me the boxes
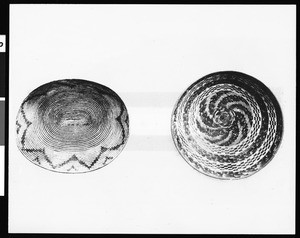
[0,2,297,236]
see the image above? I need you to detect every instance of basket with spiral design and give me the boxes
[16,79,129,173]
[171,71,283,179]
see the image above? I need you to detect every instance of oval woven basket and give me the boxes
[16,79,129,173]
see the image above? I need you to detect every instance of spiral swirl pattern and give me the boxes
[171,71,283,179]
[16,79,129,173]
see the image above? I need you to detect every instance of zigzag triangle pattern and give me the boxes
[16,79,130,173]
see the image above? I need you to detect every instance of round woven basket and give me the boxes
[171,71,283,179]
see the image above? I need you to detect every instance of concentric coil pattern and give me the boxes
[171,71,283,179]
[16,79,129,173]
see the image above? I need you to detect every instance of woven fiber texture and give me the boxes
[16,79,129,173]
[171,71,283,179]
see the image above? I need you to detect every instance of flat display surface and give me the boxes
[9,5,295,234]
